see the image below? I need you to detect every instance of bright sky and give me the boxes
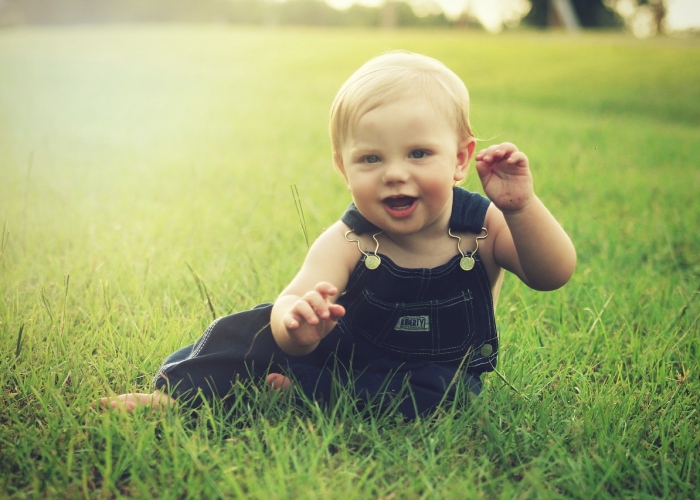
[665,0,700,31]
[325,0,700,32]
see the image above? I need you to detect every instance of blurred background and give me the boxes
[0,0,698,38]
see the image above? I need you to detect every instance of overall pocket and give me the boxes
[347,289,475,359]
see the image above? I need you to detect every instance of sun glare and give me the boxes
[665,0,700,31]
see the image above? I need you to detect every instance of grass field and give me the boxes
[1,25,699,498]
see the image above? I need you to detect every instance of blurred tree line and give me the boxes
[0,0,663,32]
[0,0,454,27]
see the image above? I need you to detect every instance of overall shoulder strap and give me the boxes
[449,187,491,233]
[340,203,380,235]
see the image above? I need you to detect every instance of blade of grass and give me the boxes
[291,184,309,249]
[40,286,54,324]
[0,218,9,264]
[15,323,25,360]
[185,261,217,320]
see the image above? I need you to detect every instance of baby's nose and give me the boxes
[382,161,410,183]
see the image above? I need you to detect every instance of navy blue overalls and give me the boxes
[153,188,498,419]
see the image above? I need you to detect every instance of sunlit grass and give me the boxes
[1,26,699,497]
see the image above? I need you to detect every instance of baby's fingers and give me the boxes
[313,282,339,300]
[475,147,492,162]
[284,300,318,330]
[286,289,335,329]
[328,303,346,321]
[476,143,518,163]
[506,151,528,166]
[305,288,337,320]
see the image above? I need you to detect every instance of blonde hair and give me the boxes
[329,51,474,159]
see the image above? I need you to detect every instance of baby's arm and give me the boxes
[476,143,576,290]
[271,222,356,356]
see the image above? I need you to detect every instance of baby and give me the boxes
[101,51,576,418]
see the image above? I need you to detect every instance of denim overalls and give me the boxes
[153,188,498,419]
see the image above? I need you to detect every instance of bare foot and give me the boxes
[266,373,292,391]
[99,391,176,412]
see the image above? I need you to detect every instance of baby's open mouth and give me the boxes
[383,196,416,210]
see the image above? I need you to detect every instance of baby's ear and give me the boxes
[334,152,348,181]
[454,137,476,182]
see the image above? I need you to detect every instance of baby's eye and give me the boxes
[409,150,429,159]
[362,155,381,164]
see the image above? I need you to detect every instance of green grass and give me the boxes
[1,25,699,498]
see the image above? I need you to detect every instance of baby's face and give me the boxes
[337,96,472,236]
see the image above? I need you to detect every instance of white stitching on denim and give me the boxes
[471,255,498,366]
[189,317,221,359]
[151,317,222,388]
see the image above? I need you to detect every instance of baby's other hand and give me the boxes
[283,282,345,348]
[475,143,534,214]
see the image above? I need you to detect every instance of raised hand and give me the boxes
[282,282,345,351]
[475,142,534,214]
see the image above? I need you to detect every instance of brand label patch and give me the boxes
[394,315,430,332]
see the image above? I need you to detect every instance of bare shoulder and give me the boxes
[308,220,362,270]
[279,220,361,299]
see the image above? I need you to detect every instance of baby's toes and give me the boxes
[266,373,292,391]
